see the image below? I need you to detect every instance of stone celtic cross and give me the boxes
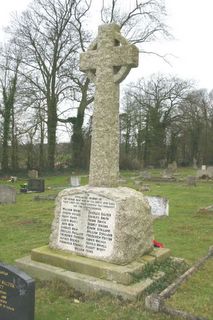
[80,23,139,187]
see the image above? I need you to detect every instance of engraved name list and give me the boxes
[58,193,116,258]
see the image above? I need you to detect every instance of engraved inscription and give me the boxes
[58,193,116,257]
[0,263,35,320]
[0,279,15,312]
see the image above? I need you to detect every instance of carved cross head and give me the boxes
[80,23,139,84]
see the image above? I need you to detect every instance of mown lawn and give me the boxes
[0,168,212,319]
[167,259,213,319]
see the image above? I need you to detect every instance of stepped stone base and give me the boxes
[16,246,170,301]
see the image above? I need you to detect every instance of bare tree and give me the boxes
[0,45,21,171]
[178,89,213,165]
[122,75,192,166]
[101,0,170,45]
[4,0,171,170]
[8,0,92,169]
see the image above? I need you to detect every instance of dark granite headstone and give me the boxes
[28,179,45,192]
[0,262,35,320]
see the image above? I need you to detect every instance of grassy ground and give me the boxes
[167,259,213,319]
[0,168,212,319]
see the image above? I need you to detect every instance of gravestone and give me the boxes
[206,166,213,178]
[145,196,169,218]
[201,165,207,171]
[141,171,152,180]
[70,176,81,187]
[197,168,208,179]
[28,179,45,192]
[197,166,213,179]
[28,170,38,179]
[0,185,16,204]
[0,262,35,320]
[186,176,197,186]
[162,168,174,179]
[167,161,177,172]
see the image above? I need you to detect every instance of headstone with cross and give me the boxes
[80,23,139,187]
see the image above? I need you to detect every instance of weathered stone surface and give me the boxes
[162,168,174,179]
[28,170,38,179]
[80,23,139,187]
[145,294,164,312]
[197,169,207,179]
[16,256,160,301]
[49,186,153,265]
[150,248,171,262]
[145,196,169,218]
[31,245,170,285]
[207,166,213,178]
[70,176,81,187]
[0,185,16,204]
[196,166,213,179]
[167,161,177,172]
[31,246,143,285]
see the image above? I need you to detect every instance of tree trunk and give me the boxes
[71,78,93,169]
[71,104,85,168]
[11,105,19,171]
[39,120,45,171]
[1,71,18,172]
[2,107,11,171]
[47,109,57,169]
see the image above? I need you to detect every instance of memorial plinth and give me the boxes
[49,186,153,265]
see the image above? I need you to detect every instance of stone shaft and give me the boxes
[90,70,119,187]
[80,24,139,187]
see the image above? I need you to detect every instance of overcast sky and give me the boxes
[0,0,213,91]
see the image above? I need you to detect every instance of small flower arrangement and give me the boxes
[152,239,164,248]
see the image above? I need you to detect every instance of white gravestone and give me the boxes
[145,196,169,218]
[70,176,80,187]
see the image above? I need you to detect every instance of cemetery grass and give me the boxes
[167,258,213,319]
[0,168,213,319]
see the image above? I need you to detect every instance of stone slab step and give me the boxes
[16,256,165,301]
[31,246,170,285]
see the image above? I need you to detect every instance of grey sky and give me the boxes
[0,0,213,90]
